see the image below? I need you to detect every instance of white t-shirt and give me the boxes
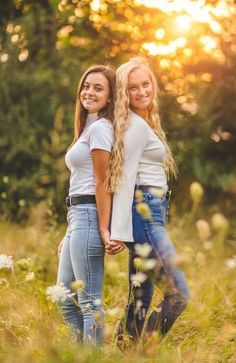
[65,113,113,196]
[111,111,167,242]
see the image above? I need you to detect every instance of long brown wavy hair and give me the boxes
[70,65,116,148]
[107,57,177,193]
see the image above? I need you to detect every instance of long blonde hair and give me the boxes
[107,57,177,193]
[70,65,116,148]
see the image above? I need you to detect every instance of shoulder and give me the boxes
[89,117,113,132]
[126,112,148,135]
[87,119,113,141]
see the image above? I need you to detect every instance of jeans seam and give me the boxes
[87,218,92,307]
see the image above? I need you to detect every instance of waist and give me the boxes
[135,185,171,202]
[65,194,96,207]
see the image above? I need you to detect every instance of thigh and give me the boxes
[133,194,188,297]
[57,230,75,289]
[146,219,189,298]
[69,207,104,304]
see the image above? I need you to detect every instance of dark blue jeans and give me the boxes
[123,187,189,340]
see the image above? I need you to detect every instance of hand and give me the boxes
[57,239,64,258]
[106,240,125,255]
[100,230,124,255]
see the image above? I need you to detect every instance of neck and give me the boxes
[130,107,148,121]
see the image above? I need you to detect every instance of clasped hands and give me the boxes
[100,230,124,255]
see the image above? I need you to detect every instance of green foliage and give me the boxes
[0,0,236,220]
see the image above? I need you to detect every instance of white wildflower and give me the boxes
[143,259,156,270]
[203,240,213,250]
[131,271,147,285]
[25,271,35,281]
[106,306,120,317]
[46,283,70,303]
[132,280,141,288]
[0,254,13,270]
[196,219,211,241]
[93,298,102,307]
[225,257,236,269]
[134,243,152,258]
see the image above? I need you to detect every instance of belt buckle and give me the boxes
[65,196,72,207]
[166,190,171,203]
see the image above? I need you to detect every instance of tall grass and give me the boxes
[0,200,235,363]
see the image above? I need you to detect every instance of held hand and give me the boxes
[106,240,125,255]
[57,239,64,258]
[100,230,124,255]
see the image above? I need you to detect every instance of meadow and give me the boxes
[0,193,235,363]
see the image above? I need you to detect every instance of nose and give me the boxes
[86,86,95,96]
[138,87,146,96]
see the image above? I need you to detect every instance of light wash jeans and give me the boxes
[57,204,105,345]
[120,187,190,341]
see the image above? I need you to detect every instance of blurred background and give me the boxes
[0,3,236,362]
[0,0,236,223]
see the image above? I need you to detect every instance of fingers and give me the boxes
[105,241,125,255]
[105,247,123,255]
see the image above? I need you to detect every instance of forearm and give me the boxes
[95,181,112,234]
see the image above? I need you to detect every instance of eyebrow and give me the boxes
[84,81,104,87]
[128,79,150,86]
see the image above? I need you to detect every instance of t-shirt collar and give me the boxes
[86,112,99,127]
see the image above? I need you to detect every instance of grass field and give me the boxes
[0,201,236,363]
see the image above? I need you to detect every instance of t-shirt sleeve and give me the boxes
[88,121,114,152]
[110,117,147,242]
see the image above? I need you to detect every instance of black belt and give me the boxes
[135,185,171,203]
[65,195,96,207]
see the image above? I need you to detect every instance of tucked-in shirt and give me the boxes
[65,112,113,196]
[111,111,167,242]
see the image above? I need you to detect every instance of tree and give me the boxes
[0,0,235,219]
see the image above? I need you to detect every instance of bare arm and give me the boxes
[92,149,124,254]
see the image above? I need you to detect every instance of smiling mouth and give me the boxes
[137,97,149,101]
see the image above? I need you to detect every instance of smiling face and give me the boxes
[128,65,154,118]
[80,72,110,114]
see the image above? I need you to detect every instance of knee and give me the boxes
[178,285,190,310]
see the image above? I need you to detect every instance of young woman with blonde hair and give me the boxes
[108,57,189,342]
[57,65,123,346]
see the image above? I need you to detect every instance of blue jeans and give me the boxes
[123,188,189,340]
[57,204,105,345]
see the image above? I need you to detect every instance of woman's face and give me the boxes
[80,72,110,113]
[128,66,154,114]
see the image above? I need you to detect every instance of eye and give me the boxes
[129,86,137,91]
[82,84,89,90]
[95,87,103,92]
[143,82,150,87]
